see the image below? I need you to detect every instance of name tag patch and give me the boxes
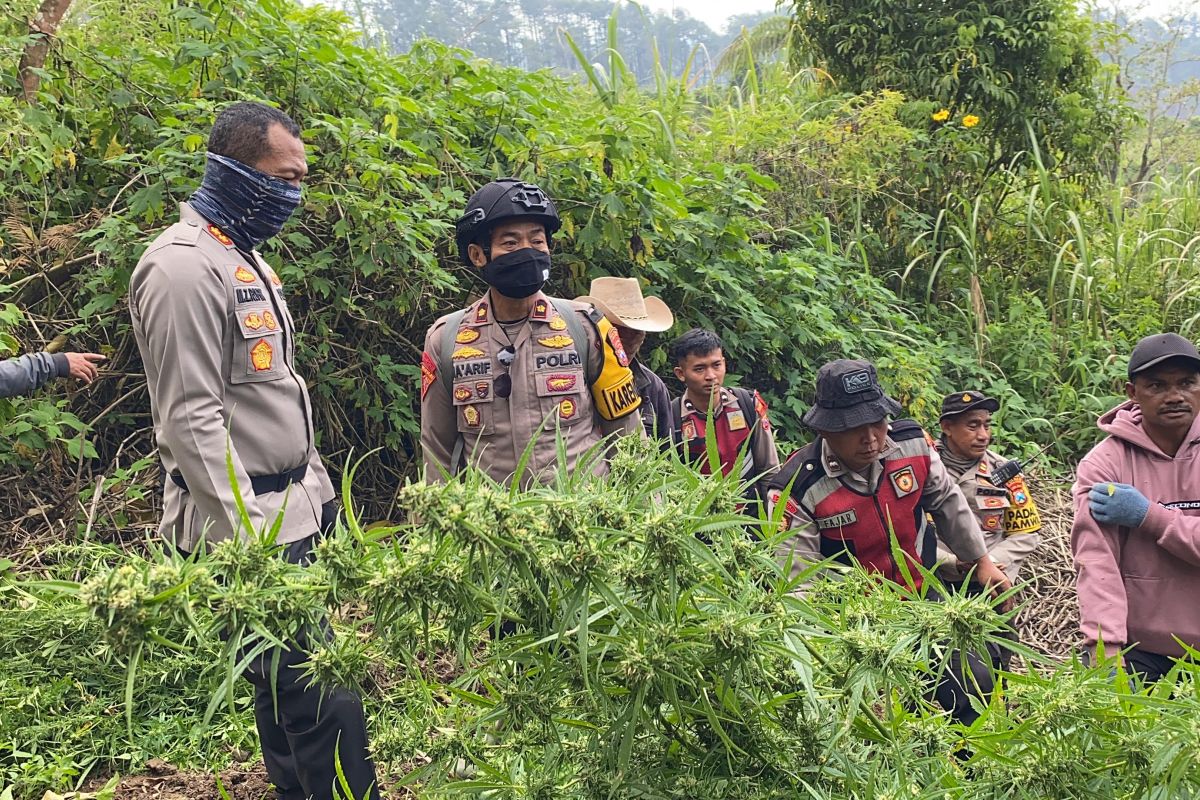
[454,360,492,379]
[816,510,857,529]
[236,287,267,304]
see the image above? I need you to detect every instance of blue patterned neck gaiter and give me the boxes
[189,152,302,252]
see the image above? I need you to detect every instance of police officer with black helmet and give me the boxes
[420,178,643,485]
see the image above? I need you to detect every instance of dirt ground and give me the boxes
[69,759,275,800]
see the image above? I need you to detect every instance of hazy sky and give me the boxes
[644,0,1190,35]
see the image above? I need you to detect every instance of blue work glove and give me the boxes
[1088,483,1151,528]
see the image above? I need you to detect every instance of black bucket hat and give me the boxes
[802,359,903,433]
[939,390,1000,420]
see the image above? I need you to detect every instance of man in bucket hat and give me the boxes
[766,359,1011,724]
[576,276,675,439]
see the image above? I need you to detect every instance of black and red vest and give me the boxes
[769,419,937,589]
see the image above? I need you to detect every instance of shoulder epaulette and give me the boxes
[768,440,825,498]
[169,222,204,247]
[888,418,927,442]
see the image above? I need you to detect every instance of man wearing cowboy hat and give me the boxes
[934,390,1041,589]
[576,276,675,439]
[766,359,1012,723]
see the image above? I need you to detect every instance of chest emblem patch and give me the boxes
[546,374,577,393]
[456,329,481,344]
[889,466,917,498]
[726,409,748,431]
[244,312,264,330]
[538,335,574,349]
[453,346,486,360]
[476,381,490,399]
[549,316,568,331]
[263,311,278,331]
[681,419,698,440]
[234,267,257,284]
[559,398,577,419]
[250,339,274,371]
[454,386,472,402]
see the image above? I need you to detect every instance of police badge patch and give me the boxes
[606,328,630,367]
[250,339,274,372]
[889,466,917,497]
[420,352,437,400]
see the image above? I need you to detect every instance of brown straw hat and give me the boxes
[575,276,674,332]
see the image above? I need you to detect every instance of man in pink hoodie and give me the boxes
[1072,332,1200,682]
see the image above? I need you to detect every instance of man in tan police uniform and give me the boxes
[129,102,378,800]
[421,178,642,485]
[934,390,1042,586]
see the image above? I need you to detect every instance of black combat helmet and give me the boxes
[455,178,561,265]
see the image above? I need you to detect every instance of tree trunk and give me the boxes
[18,0,74,104]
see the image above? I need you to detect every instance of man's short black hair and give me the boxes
[670,328,724,364]
[208,101,301,166]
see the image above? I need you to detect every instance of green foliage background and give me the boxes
[5,0,1187,513]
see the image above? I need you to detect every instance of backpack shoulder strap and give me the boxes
[670,395,684,444]
[730,387,757,424]
[437,308,470,397]
[547,297,595,385]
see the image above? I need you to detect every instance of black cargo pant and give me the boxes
[183,518,379,800]
[926,589,1012,726]
[1124,647,1187,684]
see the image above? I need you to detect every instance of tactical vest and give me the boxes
[771,419,936,589]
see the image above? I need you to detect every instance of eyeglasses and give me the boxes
[495,345,516,398]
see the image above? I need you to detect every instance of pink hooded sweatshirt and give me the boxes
[1071,401,1200,657]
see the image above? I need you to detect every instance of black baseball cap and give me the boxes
[1128,333,1200,379]
[802,359,903,432]
[939,390,1000,420]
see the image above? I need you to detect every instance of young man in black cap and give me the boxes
[935,390,1041,590]
[766,359,1011,723]
[1073,333,1200,682]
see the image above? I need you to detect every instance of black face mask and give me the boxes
[481,247,550,299]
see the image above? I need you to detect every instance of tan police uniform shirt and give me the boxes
[935,448,1042,582]
[130,202,335,551]
[420,292,641,486]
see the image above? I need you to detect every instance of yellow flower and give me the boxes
[962,114,980,128]
[931,109,950,122]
